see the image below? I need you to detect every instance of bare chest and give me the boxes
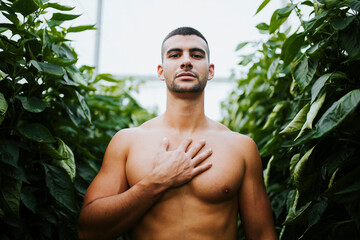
[125,136,245,203]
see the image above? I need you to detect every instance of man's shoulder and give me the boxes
[208,119,254,144]
[113,116,161,138]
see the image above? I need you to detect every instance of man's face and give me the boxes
[158,35,214,93]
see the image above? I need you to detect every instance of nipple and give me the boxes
[222,185,231,194]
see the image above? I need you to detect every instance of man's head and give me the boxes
[161,27,210,63]
[158,27,214,94]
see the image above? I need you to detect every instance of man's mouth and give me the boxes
[176,72,197,80]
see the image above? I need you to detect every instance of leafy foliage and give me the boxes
[222,0,360,239]
[0,1,154,239]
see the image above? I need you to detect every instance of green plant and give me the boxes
[222,0,360,239]
[0,1,154,239]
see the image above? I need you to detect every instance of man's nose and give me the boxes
[181,55,193,69]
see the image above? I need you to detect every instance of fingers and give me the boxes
[192,161,212,176]
[187,139,206,158]
[159,137,169,152]
[192,148,213,167]
[179,137,192,152]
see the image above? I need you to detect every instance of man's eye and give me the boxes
[169,54,180,58]
[192,54,203,59]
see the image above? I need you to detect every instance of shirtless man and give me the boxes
[78,27,277,240]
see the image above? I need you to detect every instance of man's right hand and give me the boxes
[150,137,213,188]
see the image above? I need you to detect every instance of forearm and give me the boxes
[78,176,168,240]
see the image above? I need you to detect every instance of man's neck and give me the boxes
[163,90,208,134]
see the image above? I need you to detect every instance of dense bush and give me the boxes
[0,1,154,239]
[222,0,360,239]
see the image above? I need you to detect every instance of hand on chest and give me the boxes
[126,138,244,203]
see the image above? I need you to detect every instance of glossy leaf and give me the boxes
[291,146,316,190]
[331,16,356,30]
[18,123,56,143]
[305,92,326,129]
[30,60,64,77]
[0,92,8,125]
[294,56,318,91]
[256,23,269,31]
[314,89,360,138]
[0,140,19,167]
[340,21,360,58]
[280,103,310,135]
[311,72,346,103]
[53,138,76,181]
[1,177,22,219]
[281,33,304,67]
[75,90,92,124]
[67,24,96,33]
[43,163,77,213]
[16,96,46,113]
[12,0,38,16]
[43,3,75,11]
[255,0,271,14]
[50,13,81,21]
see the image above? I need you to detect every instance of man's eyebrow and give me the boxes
[189,48,206,55]
[166,48,182,55]
[166,48,206,55]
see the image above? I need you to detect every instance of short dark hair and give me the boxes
[161,26,210,62]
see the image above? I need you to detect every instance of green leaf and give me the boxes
[16,96,46,113]
[256,0,271,14]
[52,138,76,182]
[0,140,19,167]
[269,5,295,34]
[350,1,360,12]
[1,177,22,219]
[262,101,287,130]
[18,123,56,143]
[340,21,360,59]
[281,33,304,67]
[75,91,92,124]
[306,201,328,229]
[303,10,329,34]
[30,60,64,77]
[280,103,310,135]
[313,89,360,138]
[235,42,249,51]
[303,92,326,130]
[291,146,316,190]
[67,24,96,33]
[311,72,346,103]
[0,92,8,125]
[50,13,81,21]
[277,4,296,17]
[331,16,356,30]
[256,23,269,31]
[267,57,280,80]
[21,191,37,214]
[43,2,75,11]
[323,0,340,8]
[284,189,312,224]
[296,93,326,139]
[43,163,77,213]
[294,56,318,91]
[12,0,39,16]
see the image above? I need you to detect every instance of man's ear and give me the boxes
[208,63,215,81]
[157,65,165,81]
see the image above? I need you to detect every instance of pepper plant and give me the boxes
[222,0,360,239]
[0,1,154,239]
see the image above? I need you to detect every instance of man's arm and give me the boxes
[237,136,277,240]
[78,130,212,240]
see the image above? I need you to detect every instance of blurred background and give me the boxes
[60,0,288,120]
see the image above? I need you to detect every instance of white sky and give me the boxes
[65,0,286,77]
